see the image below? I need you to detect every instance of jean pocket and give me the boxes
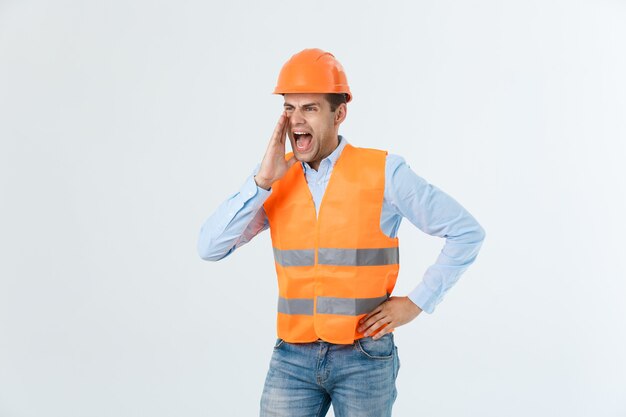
[356,333,394,360]
[393,346,400,379]
[273,338,285,350]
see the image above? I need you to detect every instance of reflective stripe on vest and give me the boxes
[272,248,315,267]
[273,247,399,267]
[278,295,389,316]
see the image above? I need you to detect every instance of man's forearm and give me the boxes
[408,222,485,313]
[197,174,271,261]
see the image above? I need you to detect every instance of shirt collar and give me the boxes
[301,135,349,173]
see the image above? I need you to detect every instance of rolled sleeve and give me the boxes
[197,168,272,261]
[386,155,486,313]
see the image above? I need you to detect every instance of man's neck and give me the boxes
[308,135,341,171]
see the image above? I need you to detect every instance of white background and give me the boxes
[1,0,625,416]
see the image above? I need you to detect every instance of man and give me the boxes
[197,48,485,417]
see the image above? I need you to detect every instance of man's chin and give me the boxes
[293,150,311,161]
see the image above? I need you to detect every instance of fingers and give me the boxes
[358,307,387,334]
[372,325,395,340]
[362,315,392,338]
[358,301,386,329]
[358,297,421,340]
[271,112,289,145]
[359,309,382,330]
[270,113,284,144]
[360,304,384,324]
[357,299,395,338]
[281,111,291,145]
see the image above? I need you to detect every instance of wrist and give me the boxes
[405,296,423,314]
[254,175,272,190]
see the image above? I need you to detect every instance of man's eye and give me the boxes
[305,107,316,111]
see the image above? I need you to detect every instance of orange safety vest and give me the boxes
[263,144,400,344]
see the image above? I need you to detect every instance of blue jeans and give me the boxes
[260,333,400,417]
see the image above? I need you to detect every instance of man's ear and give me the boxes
[335,103,347,124]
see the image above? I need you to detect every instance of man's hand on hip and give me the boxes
[357,296,423,340]
[254,112,297,190]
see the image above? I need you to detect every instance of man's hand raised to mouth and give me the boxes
[254,112,298,191]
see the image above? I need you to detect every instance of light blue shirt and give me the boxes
[197,136,485,314]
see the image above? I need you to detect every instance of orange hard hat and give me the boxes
[273,48,352,102]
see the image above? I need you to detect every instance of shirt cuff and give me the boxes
[239,174,272,207]
[408,282,439,314]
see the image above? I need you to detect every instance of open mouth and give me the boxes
[293,131,313,152]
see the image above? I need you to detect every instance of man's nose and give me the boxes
[290,108,306,124]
